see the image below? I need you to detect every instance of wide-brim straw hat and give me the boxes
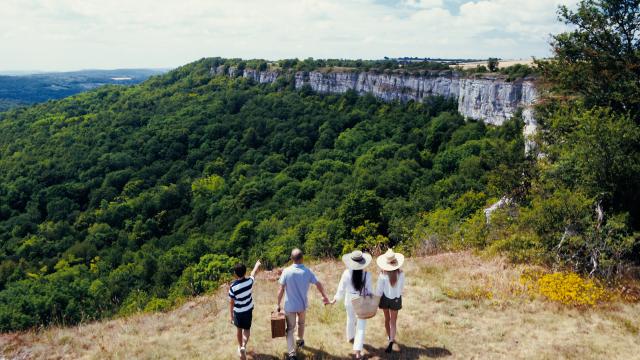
[376,249,405,271]
[342,250,372,270]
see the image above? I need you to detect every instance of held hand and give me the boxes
[322,296,335,305]
[275,305,281,313]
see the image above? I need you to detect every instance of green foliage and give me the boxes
[428,0,640,279]
[487,58,500,72]
[348,220,389,255]
[118,289,150,316]
[305,217,341,258]
[538,0,640,117]
[191,175,225,197]
[144,297,172,313]
[187,254,237,295]
[485,232,546,263]
[0,57,525,330]
[499,64,536,81]
[541,107,640,220]
[338,191,383,233]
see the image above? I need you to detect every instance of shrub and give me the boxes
[118,289,150,316]
[521,271,609,306]
[485,232,546,263]
[181,254,237,296]
[144,297,172,313]
[348,220,389,255]
[411,208,457,254]
[305,218,341,258]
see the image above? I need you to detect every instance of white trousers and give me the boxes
[345,303,367,351]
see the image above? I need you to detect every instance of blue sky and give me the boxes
[0,0,577,71]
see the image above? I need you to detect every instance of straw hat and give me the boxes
[376,249,405,271]
[342,250,372,270]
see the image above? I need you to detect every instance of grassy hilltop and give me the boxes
[2,252,639,360]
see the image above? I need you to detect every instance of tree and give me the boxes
[487,58,500,72]
[338,190,384,233]
[539,0,640,118]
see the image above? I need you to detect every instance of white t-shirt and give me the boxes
[375,271,404,299]
[333,269,374,305]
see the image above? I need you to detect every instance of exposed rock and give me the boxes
[457,77,537,125]
[522,107,538,155]
[212,67,539,225]
[484,196,512,224]
[213,68,537,128]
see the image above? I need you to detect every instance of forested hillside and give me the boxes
[0,59,526,330]
[0,69,165,111]
[1,0,638,334]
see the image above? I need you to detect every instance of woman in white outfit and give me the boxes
[332,250,373,360]
[375,248,405,353]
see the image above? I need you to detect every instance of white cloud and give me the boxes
[402,0,445,9]
[0,0,578,71]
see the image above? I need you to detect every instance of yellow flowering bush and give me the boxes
[521,271,608,306]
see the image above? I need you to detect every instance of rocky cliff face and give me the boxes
[213,65,537,129]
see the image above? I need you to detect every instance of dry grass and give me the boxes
[2,252,640,359]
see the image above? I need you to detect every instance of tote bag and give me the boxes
[351,273,380,319]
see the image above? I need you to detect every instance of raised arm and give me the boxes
[250,260,261,278]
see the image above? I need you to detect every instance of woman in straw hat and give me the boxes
[375,248,405,353]
[331,250,374,359]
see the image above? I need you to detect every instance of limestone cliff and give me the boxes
[213,65,539,222]
[213,65,537,130]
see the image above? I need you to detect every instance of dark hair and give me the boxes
[234,263,247,277]
[352,269,364,292]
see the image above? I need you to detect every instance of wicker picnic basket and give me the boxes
[271,311,286,338]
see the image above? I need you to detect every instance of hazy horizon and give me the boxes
[1,0,576,72]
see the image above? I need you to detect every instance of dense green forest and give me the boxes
[0,0,638,332]
[0,58,526,330]
[426,0,640,279]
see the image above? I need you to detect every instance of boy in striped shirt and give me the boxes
[229,260,261,359]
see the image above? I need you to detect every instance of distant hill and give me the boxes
[0,69,167,111]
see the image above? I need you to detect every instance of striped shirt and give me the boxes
[228,276,254,313]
